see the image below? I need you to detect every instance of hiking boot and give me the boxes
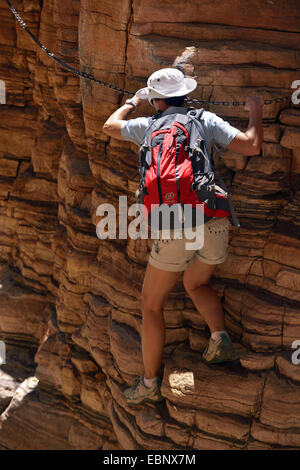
[202,333,237,364]
[124,377,163,406]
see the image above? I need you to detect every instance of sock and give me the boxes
[143,376,158,389]
[211,330,229,341]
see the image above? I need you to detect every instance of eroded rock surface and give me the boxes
[0,0,299,450]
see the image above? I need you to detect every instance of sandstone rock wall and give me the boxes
[0,0,299,450]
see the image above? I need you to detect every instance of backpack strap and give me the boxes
[141,110,163,149]
[186,107,206,146]
[186,107,213,173]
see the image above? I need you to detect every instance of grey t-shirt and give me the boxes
[121,106,240,152]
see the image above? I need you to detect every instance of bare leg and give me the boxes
[141,263,182,379]
[183,257,225,333]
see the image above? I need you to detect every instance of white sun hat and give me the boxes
[135,68,197,103]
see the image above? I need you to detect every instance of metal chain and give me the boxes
[5,0,135,96]
[6,0,291,106]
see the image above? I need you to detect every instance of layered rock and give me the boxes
[0,0,299,450]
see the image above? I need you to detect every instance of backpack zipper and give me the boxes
[156,142,163,205]
[174,138,181,203]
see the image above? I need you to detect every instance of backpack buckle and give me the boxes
[187,107,197,116]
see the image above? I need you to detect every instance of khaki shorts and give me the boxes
[149,217,232,272]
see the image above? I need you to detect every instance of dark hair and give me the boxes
[164,95,186,106]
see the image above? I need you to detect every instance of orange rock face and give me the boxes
[0,0,299,450]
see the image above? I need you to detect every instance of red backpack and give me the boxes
[137,107,240,228]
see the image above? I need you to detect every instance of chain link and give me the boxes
[6,0,291,107]
[6,0,135,96]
